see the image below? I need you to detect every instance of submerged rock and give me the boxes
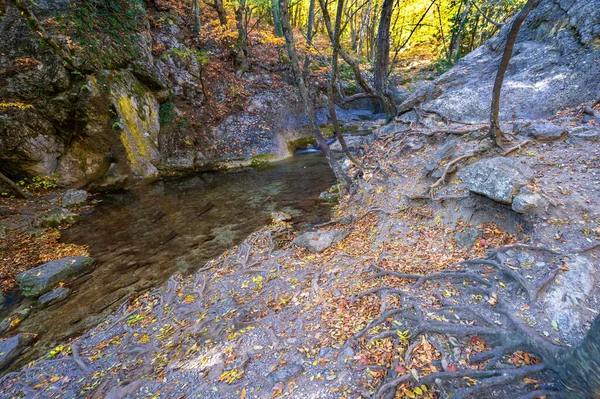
[458,157,531,204]
[293,230,349,253]
[17,256,95,296]
[0,334,35,370]
[38,286,71,307]
[512,187,542,213]
[271,211,292,223]
[61,189,89,207]
[39,208,81,228]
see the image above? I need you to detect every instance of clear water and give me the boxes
[12,153,336,368]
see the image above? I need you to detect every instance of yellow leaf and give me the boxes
[240,387,247,399]
[414,386,423,395]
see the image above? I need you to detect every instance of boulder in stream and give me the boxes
[293,230,349,253]
[458,157,531,204]
[17,256,95,296]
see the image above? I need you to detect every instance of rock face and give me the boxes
[16,256,95,296]
[0,334,35,370]
[293,230,349,253]
[520,122,566,142]
[39,208,81,228]
[458,157,531,204]
[61,189,89,207]
[543,256,595,333]
[423,0,600,122]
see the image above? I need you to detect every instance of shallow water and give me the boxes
[11,153,335,368]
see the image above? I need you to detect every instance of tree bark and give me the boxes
[302,0,316,79]
[489,0,540,146]
[0,171,27,199]
[278,0,352,187]
[373,0,393,114]
[329,0,364,172]
[192,0,201,35]
[271,0,283,36]
[234,0,251,75]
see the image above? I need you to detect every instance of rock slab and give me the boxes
[40,208,81,228]
[293,230,349,253]
[38,286,71,307]
[17,257,95,296]
[512,187,542,213]
[458,157,530,204]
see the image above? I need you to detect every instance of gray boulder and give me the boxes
[61,189,89,207]
[39,208,81,228]
[38,286,71,307]
[543,256,595,333]
[458,157,531,204]
[0,334,35,370]
[521,122,566,141]
[512,187,542,213]
[17,256,95,296]
[293,230,349,253]
[569,125,599,142]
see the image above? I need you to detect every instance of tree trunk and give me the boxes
[0,171,27,199]
[489,0,539,146]
[192,0,201,35]
[302,0,316,79]
[234,0,251,75]
[278,0,351,187]
[373,0,393,114]
[214,0,228,26]
[271,0,283,36]
[329,0,364,172]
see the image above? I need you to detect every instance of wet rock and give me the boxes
[39,208,81,228]
[454,228,482,250]
[61,189,89,207]
[293,230,349,253]
[17,256,96,296]
[521,122,567,142]
[543,256,594,333]
[0,334,35,370]
[458,157,531,204]
[38,286,71,307]
[271,211,292,223]
[512,187,542,213]
[266,363,303,384]
[329,136,367,155]
[319,191,341,203]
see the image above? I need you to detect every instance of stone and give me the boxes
[543,256,595,333]
[16,256,95,296]
[512,187,542,213]
[425,139,457,175]
[39,208,81,228]
[454,228,482,250]
[521,122,566,142]
[38,286,71,307]
[293,230,349,253]
[61,189,89,207]
[569,125,599,142]
[271,211,292,223]
[329,136,367,155]
[266,364,303,384]
[338,347,355,362]
[0,334,35,370]
[458,157,531,204]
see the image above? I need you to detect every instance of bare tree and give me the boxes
[192,0,201,35]
[489,0,540,146]
[234,0,251,76]
[205,0,228,26]
[278,0,352,187]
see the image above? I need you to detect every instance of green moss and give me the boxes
[250,153,277,168]
[286,136,316,153]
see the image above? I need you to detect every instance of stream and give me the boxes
[11,153,336,368]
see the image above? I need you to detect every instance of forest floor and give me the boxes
[0,104,599,398]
